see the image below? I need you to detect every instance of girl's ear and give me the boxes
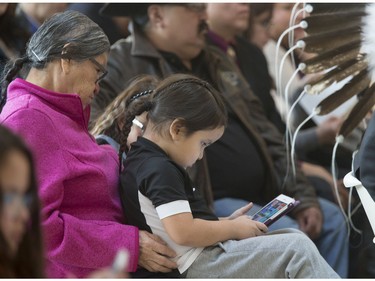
[169,119,185,141]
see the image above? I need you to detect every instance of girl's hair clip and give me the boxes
[130,89,153,102]
[132,118,144,131]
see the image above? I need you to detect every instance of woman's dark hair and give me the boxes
[0,4,31,55]
[119,73,228,159]
[0,10,110,112]
[0,125,43,277]
[91,75,159,143]
[250,3,274,18]
[246,3,274,40]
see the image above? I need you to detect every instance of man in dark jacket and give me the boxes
[353,112,375,277]
[204,4,349,277]
[92,3,348,277]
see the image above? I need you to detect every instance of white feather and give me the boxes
[362,3,375,81]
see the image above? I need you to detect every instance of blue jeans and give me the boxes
[214,197,349,278]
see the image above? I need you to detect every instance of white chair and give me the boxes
[343,172,375,243]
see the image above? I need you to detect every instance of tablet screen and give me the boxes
[252,199,289,223]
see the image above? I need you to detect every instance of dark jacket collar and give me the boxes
[130,22,163,59]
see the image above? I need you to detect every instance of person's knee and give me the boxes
[319,198,346,226]
[268,228,304,236]
[289,232,317,252]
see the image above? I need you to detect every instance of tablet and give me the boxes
[252,194,299,226]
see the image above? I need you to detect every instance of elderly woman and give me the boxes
[0,10,176,278]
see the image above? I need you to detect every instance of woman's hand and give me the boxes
[138,230,178,272]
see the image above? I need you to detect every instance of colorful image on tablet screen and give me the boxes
[252,199,287,223]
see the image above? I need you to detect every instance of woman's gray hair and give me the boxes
[0,10,110,111]
[27,10,110,67]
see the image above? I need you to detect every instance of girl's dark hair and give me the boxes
[0,10,110,112]
[91,75,159,143]
[119,73,228,159]
[0,126,43,277]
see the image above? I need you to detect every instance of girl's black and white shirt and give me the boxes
[120,137,218,274]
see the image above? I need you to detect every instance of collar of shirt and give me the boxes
[206,30,237,54]
[159,49,208,76]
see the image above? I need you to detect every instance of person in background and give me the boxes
[263,3,370,277]
[0,3,31,80]
[247,3,344,160]
[206,3,285,133]
[351,112,375,277]
[0,10,176,278]
[0,3,31,63]
[205,3,348,277]
[0,125,129,278]
[206,3,349,206]
[16,3,68,34]
[263,2,355,204]
[68,3,130,45]
[246,3,274,50]
[0,125,43,278]
[263,3,353,171]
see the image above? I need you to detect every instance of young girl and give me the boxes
[0,125,43,277]
[119,73,339,278]
[91,75,159,152]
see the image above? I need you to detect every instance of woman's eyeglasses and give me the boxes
[89,58,108,83]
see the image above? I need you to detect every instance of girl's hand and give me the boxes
[226,202,253,220]
[231,215,268,240]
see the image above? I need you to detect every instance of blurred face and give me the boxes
[269,3,305,46]
[0,3,9,16]
[68,53,108,108]
[28,3,68,24]
[112,16,131,38]
[38,3,68,20]
[251,10,272,49]
[169,126,224,169]
[0,151,31,257]
[154,4,208,61]
[207,3,250,37]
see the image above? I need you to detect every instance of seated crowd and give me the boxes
[0,2,374,278]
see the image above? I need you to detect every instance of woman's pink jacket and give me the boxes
[0,79,139,277]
